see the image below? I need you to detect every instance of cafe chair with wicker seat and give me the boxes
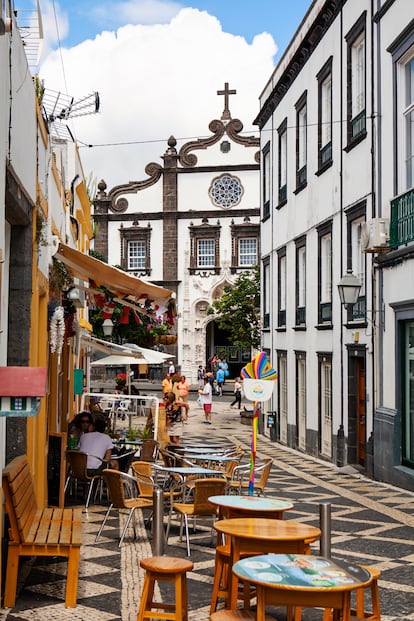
[95,468,153,546]
[166,477,227,556]
[65,450,106,508]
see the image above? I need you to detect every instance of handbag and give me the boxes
[224,369,229,377]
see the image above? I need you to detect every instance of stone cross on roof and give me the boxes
[217,82,236,121]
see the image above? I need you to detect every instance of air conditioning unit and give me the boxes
[361,218,389,253]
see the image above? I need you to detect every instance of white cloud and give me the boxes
[39,0,69,58]
[39,7,277,188]
[90,0,183,25]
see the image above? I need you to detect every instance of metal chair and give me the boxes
[64,450,105,508]
[166,477,227,556]
[95,469,153,546]
[117,399,131,420]
[227,457,273,496]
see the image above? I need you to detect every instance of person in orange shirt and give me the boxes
[177,375,190,402]
[161,373,173,401]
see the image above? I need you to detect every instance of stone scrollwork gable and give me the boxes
[106,162,163,213]
[178,118,260,168]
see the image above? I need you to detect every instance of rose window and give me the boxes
[208,174,244,209]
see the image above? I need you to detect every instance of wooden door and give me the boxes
[357,359,366,466]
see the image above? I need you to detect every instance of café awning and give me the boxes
[55,243,174,306]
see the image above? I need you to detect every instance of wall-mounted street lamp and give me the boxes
[102,318,114,338]
[337,270,361,309]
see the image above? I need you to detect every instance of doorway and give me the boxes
[205,320,249,377]
[347,348,366,466]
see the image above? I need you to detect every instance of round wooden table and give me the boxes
[232,553,374,621]
[213,518,321,609]
[209,494,293,519]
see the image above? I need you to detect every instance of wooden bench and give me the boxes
[2,454,82,608]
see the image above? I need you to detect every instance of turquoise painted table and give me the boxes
[208,494,293,519]
[232,554,374,621]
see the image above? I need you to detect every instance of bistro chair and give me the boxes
[166,477,227,556]
[96,469,153,546]
[64,450,105,508]
[228,457,273,496]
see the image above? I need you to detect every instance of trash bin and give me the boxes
[267,411,278,442]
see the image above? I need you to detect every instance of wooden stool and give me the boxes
[210,610,277,621]
[137,556,194,621]
[352,566,381,620]
[322,566,381,621]
[210,544,255,614]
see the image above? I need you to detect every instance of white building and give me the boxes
[256,0,414,489]
[93,84,260,382]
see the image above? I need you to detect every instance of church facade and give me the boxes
[93,85,260,382]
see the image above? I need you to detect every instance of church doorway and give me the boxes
[205,319,250,378]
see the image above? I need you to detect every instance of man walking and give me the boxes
[198,376,213,424]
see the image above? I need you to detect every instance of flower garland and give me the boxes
[50,306,65,355]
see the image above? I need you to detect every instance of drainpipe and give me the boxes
[337,5,345,467]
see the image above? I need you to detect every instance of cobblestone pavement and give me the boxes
[2,394,414,620]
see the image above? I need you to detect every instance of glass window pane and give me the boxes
[197,239,215,267]
[128,241,146,269]
[321,74,332,146]
[239,238,257,266]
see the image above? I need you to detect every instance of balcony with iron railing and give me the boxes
[390,187,414,250]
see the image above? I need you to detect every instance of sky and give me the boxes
[33,0,313,187]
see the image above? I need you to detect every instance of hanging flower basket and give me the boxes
[159,335,177,344]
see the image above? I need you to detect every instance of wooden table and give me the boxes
[209,494,293,519]
[213,518,321,609]
[232,553,374,621]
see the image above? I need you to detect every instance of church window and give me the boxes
[230,219,260,273]
[239,238,257,266]
[189,219,221,275]
[128,240,146,270]
[120,222,151,276]
[208,174,244,208]
[197,239,215,267]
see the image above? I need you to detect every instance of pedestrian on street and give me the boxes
[216,367,225,397]
[230,377,243,409]
[164,391,188,445]
[161,372,173,402]
[177,375,190,402]
[198,376,213,424]
[197,364,205,389]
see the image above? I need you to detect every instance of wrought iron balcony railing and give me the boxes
[390,187,414,249]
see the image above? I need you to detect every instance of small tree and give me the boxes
[208,266,260,350]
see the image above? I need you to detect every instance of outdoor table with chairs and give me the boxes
[213,517,322,609]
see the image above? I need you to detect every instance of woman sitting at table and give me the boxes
[78,416,119,475]
[164,391,189,445]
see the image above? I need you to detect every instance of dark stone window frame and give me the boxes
[294,91,307,193]
[277,118,288,209]
[387,20,414,197]
[277,246,287,330]
[316,220,333,329]
[294,236,306,329]
[262,141,271,221]
[345,201,367,326]
[120,223,152,276]
[189,220,221,275]
[316,56,333,175]
[230,221,260,274]
[262,255,270,330]
[345,12,367,151]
